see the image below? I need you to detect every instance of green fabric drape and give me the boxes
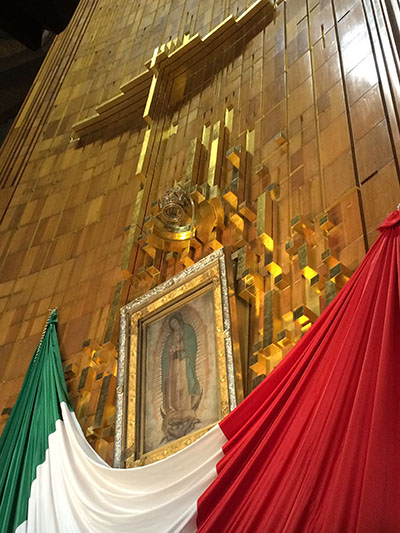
[0,310,71,533]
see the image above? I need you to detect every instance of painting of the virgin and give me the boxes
[143,289,220,454]
[161,312,202,442]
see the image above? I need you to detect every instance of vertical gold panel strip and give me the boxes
[246,128,255,156]
[208,120,224,186]
[202,123,211,148]
[94,374,116,428]
[136,128,151,176]
[225,106,234,132]
[143,74,158,124]
[263,290,274,348]
[185,138,202,185]
[257,192,273,250]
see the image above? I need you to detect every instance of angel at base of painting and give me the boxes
[161,312,202,442]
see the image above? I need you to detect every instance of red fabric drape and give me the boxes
[197,211,400,532]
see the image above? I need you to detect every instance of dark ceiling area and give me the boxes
[0,29,53,147]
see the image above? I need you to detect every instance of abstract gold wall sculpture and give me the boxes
[0,0,399,465]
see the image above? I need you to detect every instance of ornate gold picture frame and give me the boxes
[114,248,242,468]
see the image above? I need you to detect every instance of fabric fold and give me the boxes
[197,219,400,532]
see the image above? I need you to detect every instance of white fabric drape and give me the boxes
[16,403,227,533]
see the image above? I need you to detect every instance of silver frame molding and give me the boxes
[113,248,236,467]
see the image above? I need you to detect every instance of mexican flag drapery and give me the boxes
[1,210,400,532]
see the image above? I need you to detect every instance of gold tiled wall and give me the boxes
[0,0,399,464]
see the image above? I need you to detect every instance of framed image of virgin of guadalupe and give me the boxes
[114,248,243,468]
